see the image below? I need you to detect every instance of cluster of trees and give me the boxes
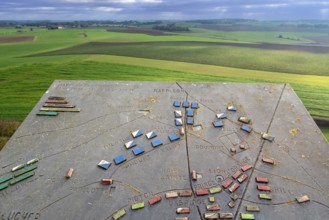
[0,20,164,28]
[152,23,190,32]
[277,34,300,41]
[280,23,329,29]
[186,19,256,25]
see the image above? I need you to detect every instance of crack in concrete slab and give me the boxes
[233,84,287,220]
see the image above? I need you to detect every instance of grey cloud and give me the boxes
[0,0,328,20]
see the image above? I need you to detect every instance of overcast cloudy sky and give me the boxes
[1,0,329,20]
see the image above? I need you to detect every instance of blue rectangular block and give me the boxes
[182,101,189,108]
[187,117,194,125]
[133,147,145,156]
[187,109,194,117]
[228,106,237,111]
[152,139,163,148]
[191,102,198,109]
[213,121,224,127]
[114,155,126,165]
[241,125,252,133]
[168,134,180,142]
[173,100,181,107]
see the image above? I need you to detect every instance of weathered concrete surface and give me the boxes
[0,81,328,220]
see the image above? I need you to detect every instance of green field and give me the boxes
[37,41,329,76]
[0,25,328,142]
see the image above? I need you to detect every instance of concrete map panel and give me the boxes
[0,81,328,220]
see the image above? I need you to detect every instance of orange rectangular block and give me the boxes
[262,157,274,165]
[241,164,252,172]
[66,168,74,178]
[166,191,178,198]
[179,191,192,197]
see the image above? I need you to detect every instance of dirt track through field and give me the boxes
[0,36,35,44]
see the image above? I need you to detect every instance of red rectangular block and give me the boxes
[237,174,248,183]
[257,185,271,191]
[176,207,190,214]
[222,178,233,189]
[206,204,221,211]
[241,164,252,172]
[196,189,209,196]
[255,177,269,183]
[262,157,274,165]
[148,195,162,205]
[46,100,68,104]
[229,183,240,193]
[101,178,113,185]
[232,170,242,179]
[179,191,192,197]
[204,213,219,219]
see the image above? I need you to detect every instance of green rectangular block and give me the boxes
[0,175,13,184]
[131,202,145,210]
[240,213,255,220]
[246,205,260,212]
[43,104,75,108]
[10,171,35,185]
[208,196,215,203]
[13,164,38,177]
[112,209,126,220]
[37,111,58,116]
[0,182,9,191]
[40,107,80,112]
[209,186,222,194]
[259,193,272,200]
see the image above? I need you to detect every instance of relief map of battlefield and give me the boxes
[0,81,328,220]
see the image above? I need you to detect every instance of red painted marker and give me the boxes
[148,195,161,205]
[232,170,242,179]
[222,178,233,189]
[255,177,269,183]
[206,204,221,211]
[257,185,271,191]
[101,178,113,185]
[262,157,274,165]
[241,164,253,172]
[196,189,209,196]
[179,191,192,197]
